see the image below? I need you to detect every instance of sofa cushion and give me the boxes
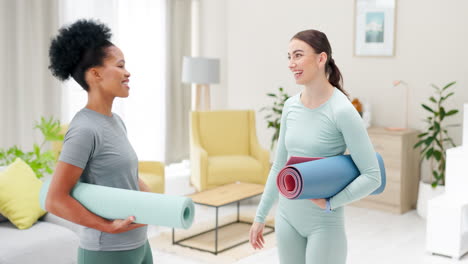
[0,158,46,229]
[207,155,263,186]
[0,220,78,264]
[41,212,81,235]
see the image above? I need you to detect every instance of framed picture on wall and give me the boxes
[354,0,396,56]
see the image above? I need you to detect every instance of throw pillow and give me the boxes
[0,167,7,223]
[0,158,47,229]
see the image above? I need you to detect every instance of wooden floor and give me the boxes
[149,202,468,264]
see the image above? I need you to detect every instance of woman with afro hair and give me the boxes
[46,19,153,264]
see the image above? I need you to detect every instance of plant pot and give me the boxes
[416,181,445,219]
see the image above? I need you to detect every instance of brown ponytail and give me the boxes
[292,30,348,98]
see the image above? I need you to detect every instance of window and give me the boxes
[59,0,166,161]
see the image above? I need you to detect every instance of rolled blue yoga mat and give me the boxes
[39,180,194,229]
[277,153,386,199]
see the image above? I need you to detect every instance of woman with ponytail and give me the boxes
[46,19,153,264]
[249,29,381,263]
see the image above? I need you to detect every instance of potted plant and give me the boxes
[260,87,290,153]
[0,117,63,179]
[414,81,459,218]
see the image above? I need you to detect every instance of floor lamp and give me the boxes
[182,56,220,111]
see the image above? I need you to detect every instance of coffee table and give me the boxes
[172,182,275,255]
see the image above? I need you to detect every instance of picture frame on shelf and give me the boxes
[354,0,396,56]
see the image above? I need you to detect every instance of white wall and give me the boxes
[198,0,228,110]
[199,0,468,150]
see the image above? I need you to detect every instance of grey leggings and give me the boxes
[275,211,347,264]
[78,241,153,264]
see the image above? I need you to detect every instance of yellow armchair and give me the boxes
[51,125,165,193]
[138,161,165,194]
[190,110,270,191]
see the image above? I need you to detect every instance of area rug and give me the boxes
[149,213,276,264]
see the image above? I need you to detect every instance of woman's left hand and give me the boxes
[309,198,327,209]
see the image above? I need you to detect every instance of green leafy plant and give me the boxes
[414,81,459,187]
[0,117,64,179]
[260,87,291,150]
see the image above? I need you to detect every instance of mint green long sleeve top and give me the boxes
[255,88,381,223]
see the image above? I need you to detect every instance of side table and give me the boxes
[172,182,275,255]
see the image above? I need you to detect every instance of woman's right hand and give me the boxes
[249,222,266,250]
[107,216,146,234]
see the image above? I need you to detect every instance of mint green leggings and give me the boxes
[78,241,153,264]
[275,198,347,264]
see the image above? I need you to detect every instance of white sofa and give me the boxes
[0,212,79,264]
[0,166,79,264]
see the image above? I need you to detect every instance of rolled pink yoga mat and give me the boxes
[279,157,323,199]
[276,153,386,199]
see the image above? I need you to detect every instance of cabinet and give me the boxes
[351,127,420,214]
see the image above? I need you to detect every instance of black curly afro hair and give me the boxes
[48,19,114,91]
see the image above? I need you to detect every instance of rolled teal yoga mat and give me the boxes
[277,153,386,199]
[39,180,194,229]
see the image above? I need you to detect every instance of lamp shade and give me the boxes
[182,56,220,84]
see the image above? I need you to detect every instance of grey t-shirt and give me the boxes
[59,108,147,251]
